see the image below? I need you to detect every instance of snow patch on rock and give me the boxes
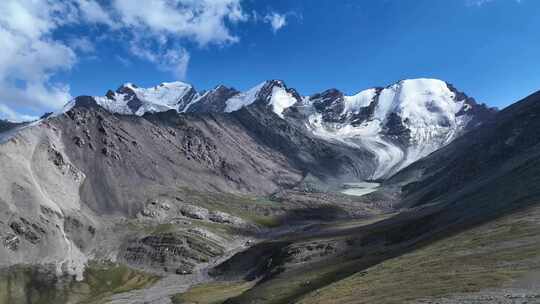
[95,81,199,115]
[225,82,266,113]
[306,78,474,179]
[342,88,377,114]
[224,81,298,118]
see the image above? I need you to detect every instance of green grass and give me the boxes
[248,215,281,228]
[295,205,540,304]
[0,262,160,304]
[177,188,284,228]
[210,205,540,304]
[171,281,254,304]
[75,262,161,304]
[206,214,397,304]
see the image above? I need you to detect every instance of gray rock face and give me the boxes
[178,204,209,220]
[56,78,497,182]
[137,198,248,228]
[121,230,225,274]
[54,103,304,215]
[293,79,497,178]
[208,210,245,225]
[186,85,239,113]
[0,78,501,298]
[9,218,45,244]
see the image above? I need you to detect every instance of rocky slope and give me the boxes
[198,90,540,304]
[0,77,502,304]
[0,90,381,300]
[297,79,496,178]
[93,81,199,115]
[73,78,496,180]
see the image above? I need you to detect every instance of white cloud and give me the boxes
[264,12,288,33]
[162,49,190,80]
[0,103,39,122]
[105,0,253,82]
[129,38,191,79]
[0,0,289,121]
[115,55,131,67]
[75,0,116,26]
[0,0,76,121]
[467,0,493,5]
[112,0,247,46]
[69,37,95,53]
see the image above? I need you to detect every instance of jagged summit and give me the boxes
[223,80,302,117]
[303,78,497,178]
[50,77,495,180]
[67,79,304,118]
[93,81,199,116]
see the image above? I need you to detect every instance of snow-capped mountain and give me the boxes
[223,80,302,118]
[185,85,240,113]
[82,79,302,118]
[94,81,199,115]
[54,78,495,180]
[301,78,496,178]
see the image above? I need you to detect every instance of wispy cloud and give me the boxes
[262,11,302,33]
[0,0,302,120]
[112,0,248,46]
[69,37,95,53]
[129,38,191,80]
[0,104,39,122]
[466,0,522,6]
[0,0,76,121]
[264,12,288,33]
[0,0,257,120]
[115,55,131,67]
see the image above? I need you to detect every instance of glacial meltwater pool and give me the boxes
[340,182,380,197]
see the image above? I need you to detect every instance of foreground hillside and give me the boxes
[172,90,540,304]
[170,204,540,304]
[298,203,540,304]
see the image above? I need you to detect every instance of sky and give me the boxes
[0,0,539,121]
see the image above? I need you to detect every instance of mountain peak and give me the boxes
[89,81,200,116]
[223,80,301,117]
[305,78,497,178]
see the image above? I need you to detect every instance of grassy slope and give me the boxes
[171,281,255,304]
[0,263,159,304]
[181,214,398,304]
[296,204,540,304]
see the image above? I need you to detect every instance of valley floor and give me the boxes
[3,191,540,304]
[158,204,540,304]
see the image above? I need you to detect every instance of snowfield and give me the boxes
[95,81,198,115]
[305,79,475,178]
[53,78,479,179]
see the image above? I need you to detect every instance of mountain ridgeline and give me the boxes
[4,77,526,304]
[66,78,497,180]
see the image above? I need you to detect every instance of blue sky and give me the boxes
[0,0,539,121]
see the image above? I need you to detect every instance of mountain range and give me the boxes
[2,78,539,304]
[65,77,496,179]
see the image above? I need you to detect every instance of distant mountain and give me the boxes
[296,78,496,178]
[75,78,495,179]
[89,81,199,115]
[388,89,540,213]
[0,77,533,304]
[0,119,20,133]
[208,90,540,304]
